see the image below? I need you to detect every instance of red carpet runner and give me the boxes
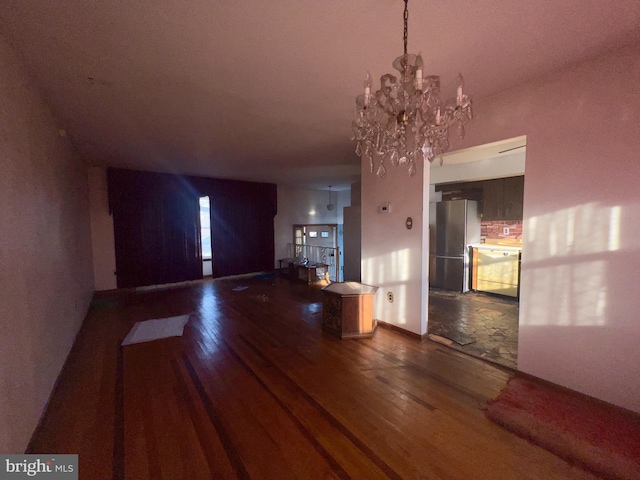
[485,375,640,480]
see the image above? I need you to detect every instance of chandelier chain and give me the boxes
[403,0,408,56]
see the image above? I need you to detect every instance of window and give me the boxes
[321,231,329,238]
[309,231,318,238]
[199,196,212,259]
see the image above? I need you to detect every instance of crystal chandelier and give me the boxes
[351,0,472,178]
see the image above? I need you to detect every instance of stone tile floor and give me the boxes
[428,288,519,369]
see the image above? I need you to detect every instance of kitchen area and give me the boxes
[428,175,524,369]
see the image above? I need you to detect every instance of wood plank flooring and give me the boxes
[27,276,598,479]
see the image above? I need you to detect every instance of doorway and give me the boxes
[292,224,340,281]
[426,136,526,369]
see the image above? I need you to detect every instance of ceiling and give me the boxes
[1,1,638,189]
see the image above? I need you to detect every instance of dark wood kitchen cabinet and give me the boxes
[483,179,503,220]
[482,176,524,221]
[503,176,524,220]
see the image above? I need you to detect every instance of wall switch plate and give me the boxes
[378,203,390,214]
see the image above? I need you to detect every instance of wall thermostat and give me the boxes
[378,203,390,214]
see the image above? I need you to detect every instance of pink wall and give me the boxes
[0,36,94,452]
[362,43,640,411]
[448,44,640,412]
[88,167,117,291]
[361,157,429,336]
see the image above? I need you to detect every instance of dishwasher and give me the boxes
[475,246,521,297]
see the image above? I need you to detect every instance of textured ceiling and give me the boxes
[1,1,638,188]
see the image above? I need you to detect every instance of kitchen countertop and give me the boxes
[469,242,522,252]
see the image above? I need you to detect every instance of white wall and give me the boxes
[430,150,526,185]
[363,44,640,412]
[88,167,117,290]
[343,182,362,281]
[0,36,94,452]
[361,162,429,336]
[343,206,361,281]
[350,182,361,206]
[274,185,349,265]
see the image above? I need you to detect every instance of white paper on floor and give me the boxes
[121,314,190,346]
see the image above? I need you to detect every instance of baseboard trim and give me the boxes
[513,370,640,417]
[376,320,428,341]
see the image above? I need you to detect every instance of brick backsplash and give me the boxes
[481,220,523,242]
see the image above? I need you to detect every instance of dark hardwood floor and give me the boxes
[28,276,597,479]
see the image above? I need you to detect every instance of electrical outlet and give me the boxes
[503,227,510,235]
[387,291,394,303]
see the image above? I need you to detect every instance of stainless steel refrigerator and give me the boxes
[429,200,481,292]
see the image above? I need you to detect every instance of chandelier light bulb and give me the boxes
[415,53,424,90]
[456,74,465,106]
[364,71,373,106]
[351,0,473,178]
[364,71,373,90]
